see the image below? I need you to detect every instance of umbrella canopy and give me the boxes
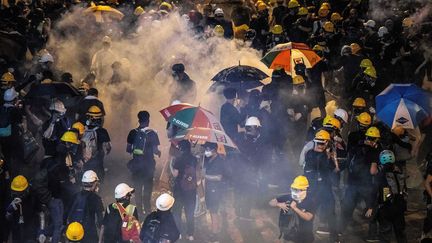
[168,107,223,131]
[211,64,268,90]
[376,83,431,129]
[261,42,321,74]
[173,127,237,148]
[26,82,81,98]
[84,3,124,23]
[160,103,195,121]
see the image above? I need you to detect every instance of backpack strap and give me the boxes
[126,205,136,216]
[115,203,127,220]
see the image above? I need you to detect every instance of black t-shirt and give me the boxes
[276,194,315,242]
[76,97,106,122]
[205,155,225,189]
[220,102,242,142]
[102,202,139,243]
[348,143,380,185]
[127,128,159,164]
[173,152,197,190]
[141,210,180,242]
[304,149,333,185]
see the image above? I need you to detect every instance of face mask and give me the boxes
[291,189,307,202]
[260,100,271,112]
[204,151,213,158]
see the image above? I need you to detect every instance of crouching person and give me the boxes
[269,176,315,243]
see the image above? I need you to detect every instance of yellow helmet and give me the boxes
[72,122,85,136]
[1,72,16,82]
[291,175,309,190]
[360,59,373,68]
[292,75,305,85]
[352,97,366,108]
[322,115,332,126]
[271,25,283,34]
[365,126,380,138]
[257,2,267,11]
[298,7,308,16]
[86,106,103,118]
[324,117,341,129]
[318,7,329,17]
[314,129,331,141]
[214,25,225,37]
[356,112,372,126]
[402,17,414,28]
[159,2,172,11]
[321,2,331,10]
[61,131,80,145]
[330,12,342,22]
[313,44,324,52]
[134,6,144,16]
[350,43,361,54]
[66,222,84,241]
[392,126,405,136]
[323,21,334,32]
[11,175,29,192]
[364,66,377,78]
[287,0,300,9]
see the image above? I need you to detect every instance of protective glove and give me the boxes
[10,198,22,210]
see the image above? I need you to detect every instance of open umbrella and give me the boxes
[261,42,321,74]
[84,3,124,23]
[26,82,81,98]
[168,106,223,131]
[210,64,268,91]
[376,83,431,129]
[160,103,195,121]
[173,127,237,148]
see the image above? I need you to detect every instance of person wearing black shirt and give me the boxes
[220,88,242,145]
[126,111,161,216]
[269,176,315,243]
[75,88,105,123]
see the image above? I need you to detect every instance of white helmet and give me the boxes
[49,100,66,113]
[334,108,348,123]
[378,26,388,37]
[3,87,18,102]
[245,116,261,127]
[81,170,99,183]
[115,183,134,199]
[363,20,376,28]
[156,193,175,211]
[214,8,224,17]
[39,53,54,63]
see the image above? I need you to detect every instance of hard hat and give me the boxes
[134,6,144,16]
[322,115,332,126]
[72,122,85,136]
[314,129,331,141]
[11,175,29,192]
[115,183,134,199]
[291,75,304,84]
[350,43,361,54]
[66,222,84,241]
[360,59,373,68]
[324,117,341,129]
[156,193,175,211]
[1,72,16,82]
[356,112,372,126]
[392,126,405,136]
[352,97,366,108]
[379,150,395,164]
[402,17,414,28]
[312,44,324,52]
[365,126,380,138]
[82,170,99,183]
[378,26,389,37]
[291,175,309,190]
[214,8,224,16]
[159,2,172,11]
[364,66,377,78]
[86,106,103,117]
[257,2,267,11]
[287,0,300,9]
[3,87,19,102]
[298,7,308,15]
[318,7,329,17]
[49,100,66,113]
[102,35,111,43]
[321,2,331,10]
[245,116,261,127]
[323,21,334,32]
[39,53,54,63]
[61,131,80,144]
[271,25,283,34]
[363,19,376,28]
[214,25,225,37]
[334,108,348,123]
[330,12,342,22]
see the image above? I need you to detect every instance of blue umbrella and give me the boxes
[376,84,431,129]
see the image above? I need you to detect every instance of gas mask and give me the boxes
[204,150,213,158]
[291,189,307,202]
[259,100,271,113]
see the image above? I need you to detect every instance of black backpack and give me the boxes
[0,106,12,137]
[141,212,161,243]
[68,192,89,224]
[132,129,151,155]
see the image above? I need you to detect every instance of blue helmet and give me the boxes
[379,150,395,165]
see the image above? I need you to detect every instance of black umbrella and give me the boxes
[26,82,81,98]
[211,64,268,90]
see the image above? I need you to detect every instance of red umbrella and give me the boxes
[159,103,195,120]
[167,106,223,131]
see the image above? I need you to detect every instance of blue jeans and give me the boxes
[48,198,64,243]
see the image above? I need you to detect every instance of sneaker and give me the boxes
[187,235,194,241]
[365,235,380,242]
[316,226,330,235]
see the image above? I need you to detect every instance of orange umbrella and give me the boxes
[84,2,124,23]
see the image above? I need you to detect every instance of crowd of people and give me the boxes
[1,0,432,242]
